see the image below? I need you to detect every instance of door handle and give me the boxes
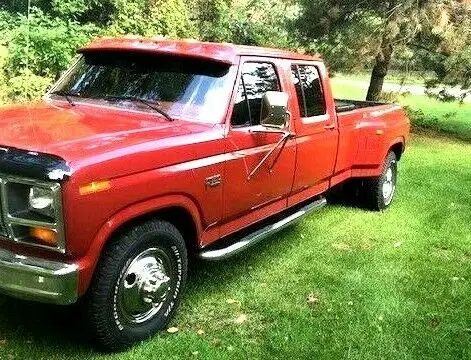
[324,124,336,130]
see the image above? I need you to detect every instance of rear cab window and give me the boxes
[231,62,280,127]
[290,64,327,121]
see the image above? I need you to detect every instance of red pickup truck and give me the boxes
[0,38,409,350]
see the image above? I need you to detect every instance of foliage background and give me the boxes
[0,0,469,104]
[0,0,298,104]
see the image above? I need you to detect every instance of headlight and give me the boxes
[29,187,55,218]
[1,178,64,252]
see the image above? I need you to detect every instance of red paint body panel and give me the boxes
[287,60,339,197]
[0,40,410,297]
[218,57,297,241]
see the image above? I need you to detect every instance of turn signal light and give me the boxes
[30,227,57,247]
[79,180,111,195]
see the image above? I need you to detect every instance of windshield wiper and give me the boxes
[104,95,174,122]
[51,90,76,106]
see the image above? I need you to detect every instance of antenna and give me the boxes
[26,0,31,71]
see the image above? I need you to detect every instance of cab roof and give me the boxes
[80,37,322,65]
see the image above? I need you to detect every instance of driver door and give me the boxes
[222,59,296,227]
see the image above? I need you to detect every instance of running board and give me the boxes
[198,197,327,261]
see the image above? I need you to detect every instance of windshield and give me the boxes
[52,52,234,123]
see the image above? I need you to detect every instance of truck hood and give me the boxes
[0,101,222,179]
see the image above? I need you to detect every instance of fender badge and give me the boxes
[205,174,222,188]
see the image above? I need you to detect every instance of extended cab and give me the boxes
[0,38,409,350]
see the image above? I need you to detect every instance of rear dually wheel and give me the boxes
[362,151,398,211]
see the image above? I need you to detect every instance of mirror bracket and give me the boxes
[247,129,294,180]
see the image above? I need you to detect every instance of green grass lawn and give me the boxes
[331,78,471,142]
[0,134,470,359]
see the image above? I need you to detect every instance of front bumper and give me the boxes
[0,248,78,305]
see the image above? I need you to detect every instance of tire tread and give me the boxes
[362,151,397,211]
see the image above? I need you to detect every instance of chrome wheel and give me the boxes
[382,161,396,205]
[117,248,172,324]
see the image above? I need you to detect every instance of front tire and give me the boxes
[362,151,398,210]
[86,220,188,352]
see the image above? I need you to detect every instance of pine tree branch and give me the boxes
[409,42,450,57]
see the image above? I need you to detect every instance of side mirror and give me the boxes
[260,91,289,128]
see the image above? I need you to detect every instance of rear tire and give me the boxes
[85,220,188,352]
[362,151,398,211]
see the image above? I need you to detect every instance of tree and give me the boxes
[105,0,197,38]
[189,0,298,48]
[413,2,471,100]
[295,0,471,101]
[4,7,97,78]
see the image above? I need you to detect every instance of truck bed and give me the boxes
[335,98,387,113]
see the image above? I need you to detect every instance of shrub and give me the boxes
[0,0,299,103]
[107,0,198,38]
[6,68,52,103]
[50,0,88,19]
[193,0,297,49]
[406,108,440,131]
[0,10,17,33]
[4,8,98,79]
[379,91,401,103]
[0,45,8,105]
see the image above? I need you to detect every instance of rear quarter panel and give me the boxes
[335,104,410,178]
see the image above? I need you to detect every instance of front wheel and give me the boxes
[85,220,188,352]
[362,151,398,210]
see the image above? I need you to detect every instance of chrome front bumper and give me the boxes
[0,248,78,305]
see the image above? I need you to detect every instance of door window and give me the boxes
[291,64,326,117]
[231,62,280,127]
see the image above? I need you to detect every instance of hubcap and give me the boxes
[117,248,172,324]
[382,163,396,205]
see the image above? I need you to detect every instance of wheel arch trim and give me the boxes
[387,136,405,161]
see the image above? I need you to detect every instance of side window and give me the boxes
[291,64,326,117]
[231,62,280,127]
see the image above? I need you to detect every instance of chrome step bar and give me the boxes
[198,197,327,261]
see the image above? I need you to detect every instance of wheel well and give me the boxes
[390,142,404,161]
[109,206,198,256]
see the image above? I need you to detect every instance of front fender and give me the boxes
[75,194,203,295]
